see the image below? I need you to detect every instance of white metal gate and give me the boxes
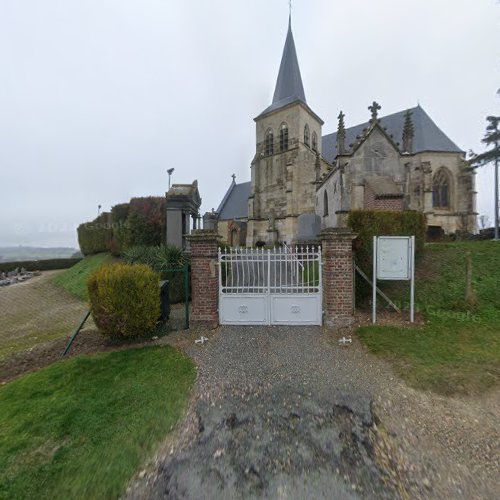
[218,246,322,325]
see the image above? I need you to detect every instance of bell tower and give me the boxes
[246,17,324,246]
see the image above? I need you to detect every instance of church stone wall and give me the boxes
[317,127,476,235]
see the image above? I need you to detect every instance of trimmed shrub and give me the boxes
[348,209,426,274]
[127,197,166,247]
[0,258,82,273]
[88,263,160,338]
[77,213,114,256]
[108,203,131,256]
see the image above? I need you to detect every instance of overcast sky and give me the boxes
[1,0,499,248]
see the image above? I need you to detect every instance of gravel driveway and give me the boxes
[131,326,399,499]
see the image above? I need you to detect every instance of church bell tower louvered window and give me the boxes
[280,123,289,152]
[265,128,274,156]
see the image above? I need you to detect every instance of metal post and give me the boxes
[410,236,415,323]
[372,236,377,324]
[495,140,499,240]
[184,263,189,329]
[267,249,271,325]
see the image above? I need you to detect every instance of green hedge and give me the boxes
[348,210,426,274]
[77,213,114,256]
[127,197,166,247]
[88,263,160,338]
[77,198,166,256]
[0,258,82,273]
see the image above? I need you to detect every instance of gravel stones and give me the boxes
[142,327,397,499]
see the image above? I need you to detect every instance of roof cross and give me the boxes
[368,101,381,121]
[231,173,236,183]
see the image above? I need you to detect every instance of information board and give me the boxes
[372,235,415,324]
[376,236,411,280]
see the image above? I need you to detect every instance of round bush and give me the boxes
[88,263,160,338]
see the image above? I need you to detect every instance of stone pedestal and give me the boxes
[320,228,357,328]
[186,230,221,329]
[267,229,278,247]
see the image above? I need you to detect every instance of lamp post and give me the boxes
[167,168,175,190]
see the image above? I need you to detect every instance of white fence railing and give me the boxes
[219,246,321,295]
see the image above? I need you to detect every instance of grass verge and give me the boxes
[52,253,115,300]
[0,346,196,499]
[357,241,500,395]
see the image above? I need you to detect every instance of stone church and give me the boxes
[212,19,477,246]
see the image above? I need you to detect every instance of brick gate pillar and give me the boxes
[320,228,357,328]
[186,230,221,329]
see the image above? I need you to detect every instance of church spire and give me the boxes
[271,18,306,107]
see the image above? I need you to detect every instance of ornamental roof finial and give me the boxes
[368,101,381,122]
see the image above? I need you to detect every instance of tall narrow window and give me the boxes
[312,131,318,152]
[265,128,274,156]
[304,124,310,147]
[323,190,329,216]
[280,123,289,152]
[433,169,450,208]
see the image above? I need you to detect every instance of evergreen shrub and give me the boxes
[88,263,160,338]
[348,209,426,274]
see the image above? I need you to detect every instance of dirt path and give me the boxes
[126,326,499,499]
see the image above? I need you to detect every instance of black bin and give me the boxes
[160,280,170,321]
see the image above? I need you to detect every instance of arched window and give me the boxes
[323,190,329,216]
[265,128,274,156]
[304,124,310,147]
[312,131,318,152]
[433,169,451,208]
[280,123,289,152]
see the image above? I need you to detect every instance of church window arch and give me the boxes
[433,168,451,209]
[304,124,310,146]
[280,122,289,152]
[312,131,318,152]
[323,190,329,216]
[265,128,274,156]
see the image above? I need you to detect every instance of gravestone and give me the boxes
[295,214,321,242]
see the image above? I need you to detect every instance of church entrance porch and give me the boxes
[218,246,322,326]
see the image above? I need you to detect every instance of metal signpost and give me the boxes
[372,236,415,323]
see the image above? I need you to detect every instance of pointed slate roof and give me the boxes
[217,180,251,220]
[258,18,306,117]
[321,105,463,163]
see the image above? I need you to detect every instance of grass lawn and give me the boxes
[0,346,195,499]
[357,241,500,395]
[52,253,115,301]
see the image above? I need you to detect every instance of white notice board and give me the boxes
[376,236,412,280]
[373,236,415,323]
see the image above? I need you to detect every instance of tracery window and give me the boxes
[280,122,289,152]
[312,131,318,152]
[304,124,310,147]
[433,169,451,208]
[265,128,274,156]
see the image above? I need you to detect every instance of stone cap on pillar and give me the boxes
[319,228,357,241]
